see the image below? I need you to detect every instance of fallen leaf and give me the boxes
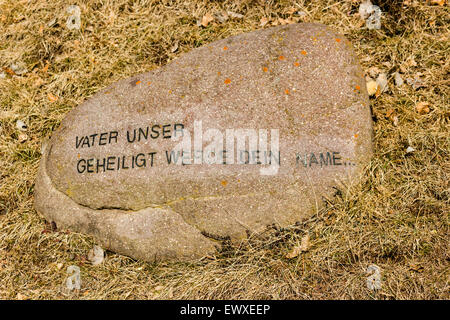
[3,66,16,76]
[366,80,378,96]
[367,66,380,78]
[10,62,28,75]
[18,133,28,143]
[47,93,58,102]
[406,76,425,90]
[42,61,50,73]
[385,109,395,119]
[260,17,269,27]
[33,76,45,88]
[47,18,56,27]
[17,293,29,300]
[409,263,424,273]
[430,0,446,6]
[286,7,298,15]
[285,234,310,259]
[227,11,244,19]
[376,72,388,93]
[415,102,430,114]
[214,12,228,23]
[200,13,214,27]
[278,18,295,25]
[405,57,417,68]
[170,41,179,53]
[394,72,404,87]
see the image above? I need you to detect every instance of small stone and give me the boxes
[87,245,105,265]
[406,146,415,154]
[16,120,27,131]
[366,264,382,290]
[65,265,81,291]
[35,23,373,262]
[359,0,382,30]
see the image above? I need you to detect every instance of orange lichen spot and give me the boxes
[77,154,80,159]
[221,180,228,187]
[217,71,221,76]
[294,61,300,67]
[354,85,361,91]
[285,89,290,95]
[223,46,228,50]
[168,90,172,94]
[147,81,152,85]
[278,55,285,60]
[335,38,341,43]
[224,78,231,84]
[301,50,307,55]
[263,67,268,72]
[135,80,141,85]
[354,133,359,138]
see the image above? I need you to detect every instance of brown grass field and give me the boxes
[0,0,448,299]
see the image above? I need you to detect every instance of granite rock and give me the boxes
[35,23,373,262]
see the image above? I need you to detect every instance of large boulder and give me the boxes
[35,23,372,262]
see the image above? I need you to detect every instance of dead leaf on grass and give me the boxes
[200,13,214,27]
[415,101,430,114]
[285,234,310,259]
[47,93,59,102]
[227,11,244,19]
[260,17,269,27]
[409,263,424,273]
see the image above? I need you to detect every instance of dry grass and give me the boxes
[0,0,448,300]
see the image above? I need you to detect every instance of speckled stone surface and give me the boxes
[35,23,373,262]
